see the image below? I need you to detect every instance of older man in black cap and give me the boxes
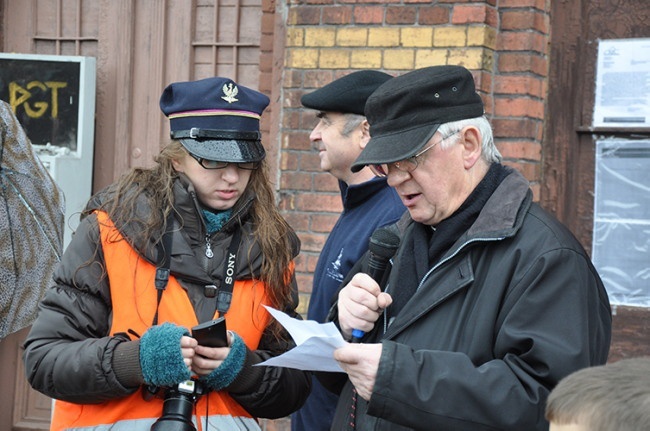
[321,65,612,430]
[292,70,405,431]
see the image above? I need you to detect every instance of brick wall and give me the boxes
[276,0,551,315]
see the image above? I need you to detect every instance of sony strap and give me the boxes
[216,226,242,317]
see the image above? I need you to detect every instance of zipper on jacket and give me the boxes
[205,234,214,258]
[382,236,505,336]
[416,236,503,292]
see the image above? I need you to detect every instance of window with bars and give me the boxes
[32,0,99,56]
[192,0,262,88]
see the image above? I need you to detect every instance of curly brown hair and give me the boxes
[100,140,296,312]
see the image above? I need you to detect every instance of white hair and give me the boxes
[437,116,502,163]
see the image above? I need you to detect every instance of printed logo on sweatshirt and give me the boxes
[325,248,344,283]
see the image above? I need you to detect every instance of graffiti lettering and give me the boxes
[9,81,68,119]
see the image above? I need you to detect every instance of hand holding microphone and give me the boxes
[349,227,400,343]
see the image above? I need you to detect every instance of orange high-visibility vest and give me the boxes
[50,211,272,431]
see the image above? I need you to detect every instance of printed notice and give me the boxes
[593,38,650,128]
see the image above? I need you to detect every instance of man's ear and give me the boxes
[359,119,371,149]
[459,126,482,170]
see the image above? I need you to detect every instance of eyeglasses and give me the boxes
[188,152,260,170]
[369,131,461,178]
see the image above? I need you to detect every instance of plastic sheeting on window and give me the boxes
[593,139,650,306]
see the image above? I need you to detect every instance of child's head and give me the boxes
[545,357,650,431]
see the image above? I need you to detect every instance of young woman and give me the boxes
[23,77,311,430]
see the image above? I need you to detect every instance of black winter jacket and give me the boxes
[324,169,611,431]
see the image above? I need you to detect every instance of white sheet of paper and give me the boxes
[256,305,347,372]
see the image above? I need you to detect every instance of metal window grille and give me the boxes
[32,0,98,56]
[192,0,262,87]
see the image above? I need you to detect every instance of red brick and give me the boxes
[303,70,336,88]
[340,0,399,4]
[354,6,385,24]
[298,232,329,252]
[290,6,321,25]
[323,6,353,24]
[278,193,293,212]
[308,254,321,273]
[503,160,540,183]
[498,53,547,75]
[499,0,547,10]
[501,10,548,34]
[492,117,540,140]
[296,194,342,213]
[280,172,313,190]
[497,140,542,161]
[295,275,313,294]
[311,213,339,232]
[486,6,498,27]
[497,31,547,54]
[313,172,339,192]
[283,89,304,109]
[292,254,309,274]
[419,6,450,25]
[284,131,311,151]
[261,13,275,34]
[473,70,493,94]
[261,0,274,14]
[529,183,540,202]
[282,211,310,231]
[494,97,544,119]
[259,52,273,74]
[386,6,417,24]
[260,34,274,52]
[301,111,319,130]
[300,152,322,171]
[281,151,299,171]
[282,110,301,129]
[452,5,488,24]
[494,75,544,98]
[283,70,304,89]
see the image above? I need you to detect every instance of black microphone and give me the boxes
[350,227,400,343]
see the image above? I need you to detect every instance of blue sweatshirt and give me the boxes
[292,176,405,431]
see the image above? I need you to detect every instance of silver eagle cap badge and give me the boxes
[221,83,239,103]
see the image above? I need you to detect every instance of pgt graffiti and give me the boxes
[0,56,81,148]
[8,81,68,119]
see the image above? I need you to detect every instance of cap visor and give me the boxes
[351,124,440,172]
[180,138,266,163]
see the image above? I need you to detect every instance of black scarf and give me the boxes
[388,163,509,319]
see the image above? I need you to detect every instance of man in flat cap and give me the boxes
[292,70,405,431]
[320,65,612,430]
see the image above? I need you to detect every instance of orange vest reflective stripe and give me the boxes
[50,211,271,431]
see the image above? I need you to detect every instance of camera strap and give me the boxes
[151,211,175,327]
[216,226,242,318]
[151,216,243,325]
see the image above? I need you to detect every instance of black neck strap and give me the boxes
[151,220,244,325]
[152,212,175,326]
[216,227,242,317]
